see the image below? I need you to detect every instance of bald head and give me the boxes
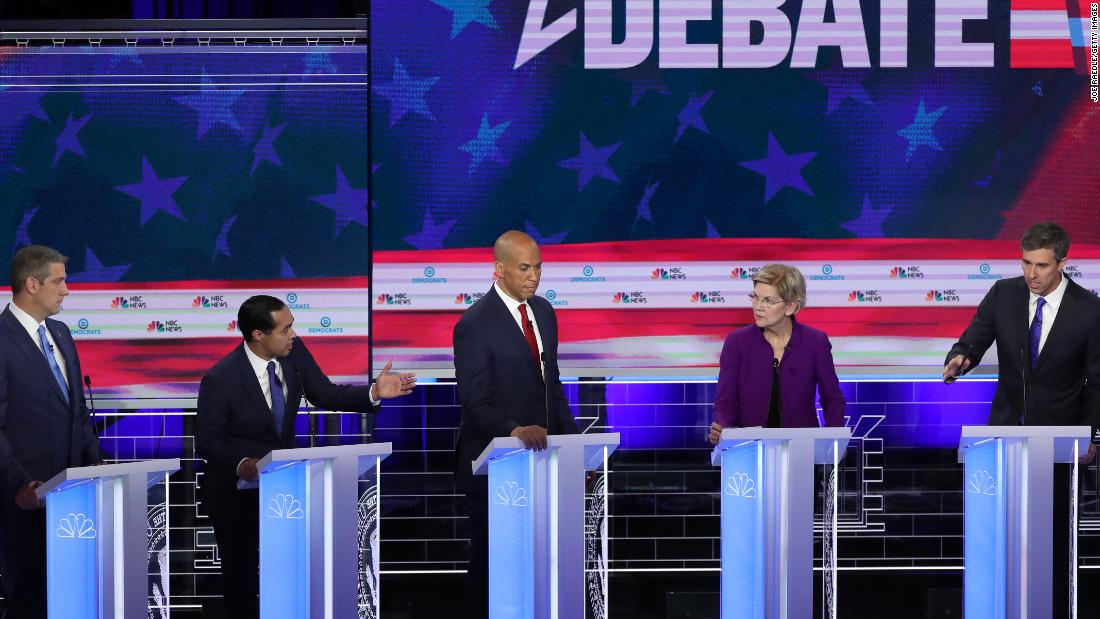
[493,230,538,262]
[493,230,542,301]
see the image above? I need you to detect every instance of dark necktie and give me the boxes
[37,325,69,404]
[1029,297,1046,369]
[517,304,542,377]
[267,360,286,433]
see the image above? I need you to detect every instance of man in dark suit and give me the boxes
[196,295,415,618]
[453,230,580,618]
[944,221,1100,615]
[0,245,101,618]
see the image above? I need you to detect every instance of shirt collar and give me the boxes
[1030,272,1069,310]
[242,342,279,378]
[494,281,526,313]
[8,301,46,333]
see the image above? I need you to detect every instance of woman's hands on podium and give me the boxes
[708,422,723,446]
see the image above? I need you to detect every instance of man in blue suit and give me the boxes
[196,295,414,618]
[0,245,100,618]
[453,230,580,617]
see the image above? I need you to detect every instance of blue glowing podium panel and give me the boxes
[958,426,1090,619]
[472,433,619,619]
[711,427,850,619]
[36,459,180,619]
[255,442,391,619]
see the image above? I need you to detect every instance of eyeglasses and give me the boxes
[748,292,785,309]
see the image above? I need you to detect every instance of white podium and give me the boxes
[958,425,1091,619]
[36,458,180,619]
[256,442,392,619]
[473,433,620,619]
[711,427,850,619]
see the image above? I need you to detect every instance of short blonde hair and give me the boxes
[752,264,806,311]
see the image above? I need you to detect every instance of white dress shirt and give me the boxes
[243,343,287,410]
[494,282,545,374]
[7,302,68,386]
[1028,272,1069,355]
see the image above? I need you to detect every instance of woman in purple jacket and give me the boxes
[708,264,845,444]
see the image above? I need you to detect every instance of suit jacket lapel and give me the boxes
[235,346,279,435]
[3,309,69,406]
[487,286,543,379]
[49,322,80,408]
[278,355,301,438]
[1036,278,1077,369]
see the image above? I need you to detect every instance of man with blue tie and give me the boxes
[0,245,101,618]
[943,221,1100,616]
[195,295,415,618]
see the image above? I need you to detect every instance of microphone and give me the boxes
[83,374,102,448]
[944,344,974,384]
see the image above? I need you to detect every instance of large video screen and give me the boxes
[369,0,1100,376]
[0,46,370,398]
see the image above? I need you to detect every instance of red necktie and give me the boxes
[518,304,542,376]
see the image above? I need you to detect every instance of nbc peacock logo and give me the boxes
[651,267,686,280]
[847,290,882,303]
[192,295,229,309]
[690,291,726,304]
[455,293,475,305]
[226,319,238,332]
[375,293,410,306]
[612,291,648,304]
[926,289,960,302]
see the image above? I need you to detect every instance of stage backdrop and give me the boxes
[0,46,370,398]
[370,0,1100,376]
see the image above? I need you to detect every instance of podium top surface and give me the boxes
[711,427,851,466]
[472,433,620,476]
[257,442,392,473]
[958,425,1091,463]
[37,458,180,499]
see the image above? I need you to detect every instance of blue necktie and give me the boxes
[267,360,286,434]
[37,325,69,404]
[1029,297,1046,369]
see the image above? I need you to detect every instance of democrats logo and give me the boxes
[546,289,568,307]
[493,481,529,507]
[571,265,606,283]
[889,266,925,279]
[651,267,687,280]
[690,291,726,304]
[110,295,147,309]
[413,265,447,284]
[847,290,882,303]
[967,263,1002,280]
[308,316,344,334]
[147,320,183,333]
[612,291,648,304]
[926,289,961,302]
[455,293,485,305]
[71,318,102,336]
[266,494,305,519]
[730,267,760,280]
[810,264,845,281]
[56,513,97,539]
[515,0,1090,71]
[192,295,229,309]
[376,293,411,306]
[286,292,310,309]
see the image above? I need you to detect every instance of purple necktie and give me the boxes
[1029,297,1046,369]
